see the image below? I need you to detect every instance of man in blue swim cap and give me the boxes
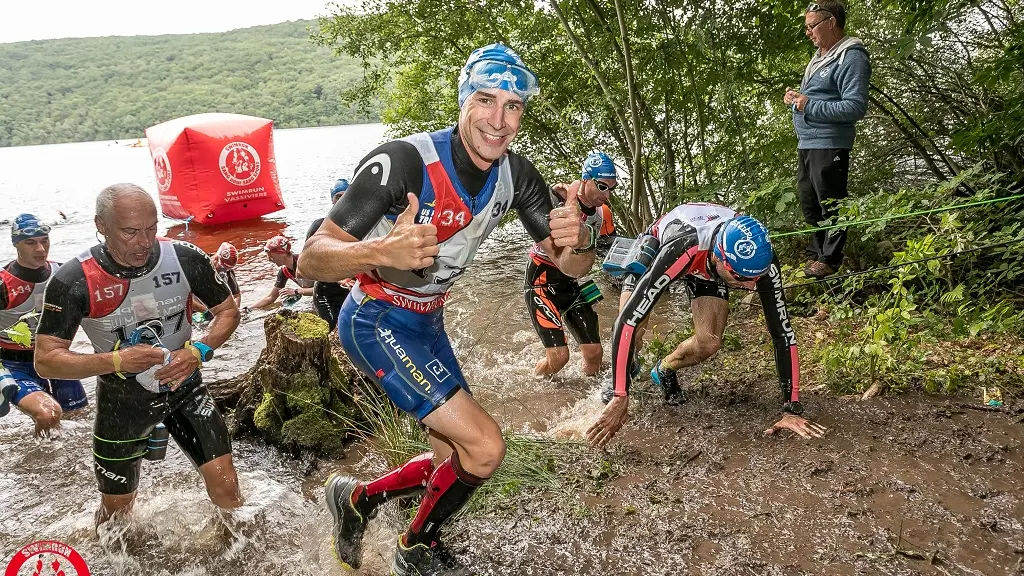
[588,203,827,449]
[1,214,88,436]
[526,151,618,377]
[301,43,594,575]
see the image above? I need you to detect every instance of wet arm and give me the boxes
[609,233,697,397]
[33,275,103,379]
[756,258,802,412]
[249,286,281,310]
[298,142,422,282]
[178,242,239,349]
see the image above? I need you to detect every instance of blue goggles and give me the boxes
[459,60,540,106]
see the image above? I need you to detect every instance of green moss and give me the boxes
[280,411,344,452]
[328,355,350,392]
[288,313,329,340]
[284,373,330,413]
[253,393,280,431]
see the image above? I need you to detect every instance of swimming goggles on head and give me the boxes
[462,60,540,103]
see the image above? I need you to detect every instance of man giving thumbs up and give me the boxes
[299,43,594,576]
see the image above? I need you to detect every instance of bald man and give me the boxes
[34,183,244,526]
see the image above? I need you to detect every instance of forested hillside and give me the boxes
[0,20,378,147]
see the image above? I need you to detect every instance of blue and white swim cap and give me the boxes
[581,152,617,180]
[712,215,774,279]
[11,213,50,245]
[458,43,540,108]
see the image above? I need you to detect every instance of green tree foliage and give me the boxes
[0,20,379,147]
[317,0,1024,391]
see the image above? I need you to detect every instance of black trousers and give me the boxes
[797,148,850,267]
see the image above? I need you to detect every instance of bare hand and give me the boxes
[117,346,167,373]
[586,395,630,448]
[279,287,298,298]
[384,193,440,270]
[154,348,200,390]
[785,88,809,111]
[549,184,586,249]
[764,413,828,439]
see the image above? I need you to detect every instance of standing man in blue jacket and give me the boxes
[784,1,871,278]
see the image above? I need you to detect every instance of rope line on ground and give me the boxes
[744,236,1024,293]
[769,192,1024,238]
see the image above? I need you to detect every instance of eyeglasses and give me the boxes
[594,180,616,193]
[805,3,833,31]
[805,16,832,32]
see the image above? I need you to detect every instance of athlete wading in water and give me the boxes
[300,43,594,575]
[525,151,617,377]
[0,214,88,435]
[34,184,244,526]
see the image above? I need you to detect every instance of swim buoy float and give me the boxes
[145,113,285,225]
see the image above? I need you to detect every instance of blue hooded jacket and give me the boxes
[792,36,871,150]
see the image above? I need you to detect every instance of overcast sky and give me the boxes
[0,0,355,44]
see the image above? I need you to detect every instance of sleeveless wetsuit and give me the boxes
[37,239,233,494]
[328,126,555,420]
[0,260,87,410]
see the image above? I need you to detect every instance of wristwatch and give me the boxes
[188,340,214,362]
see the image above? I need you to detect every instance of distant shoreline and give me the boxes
[0,20,381,148]
[0,122,386,151]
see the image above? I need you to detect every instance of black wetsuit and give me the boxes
[306,218,351,331]
[323,125,558,548]
[37,240,233,494]
[611,204,801,412]
[524,188,605,348]
[220,268,240,297]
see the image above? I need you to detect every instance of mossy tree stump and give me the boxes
[209,309,364,455]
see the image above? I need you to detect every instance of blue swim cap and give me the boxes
[331,178,349,198]
[712,216,773,279]
[581,152,617,180]
[11,213,50,245]
[458,43,540,108]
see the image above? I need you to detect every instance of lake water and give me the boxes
[0,124,691,575]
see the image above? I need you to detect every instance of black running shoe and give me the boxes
[391,537,473,576]
[651,361,685,406]
[325,474,370,569]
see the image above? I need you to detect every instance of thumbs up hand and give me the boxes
[548,182,587,249]
[383,193,439,270]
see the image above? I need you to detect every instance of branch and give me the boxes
[549,0,635,159]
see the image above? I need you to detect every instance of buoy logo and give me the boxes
[153,148,172,192]
[4,540,90,576]
[219,142,261,187]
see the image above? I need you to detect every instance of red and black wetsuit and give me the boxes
[612,203,801,412]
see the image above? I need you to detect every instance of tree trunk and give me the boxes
[207,309,366,456]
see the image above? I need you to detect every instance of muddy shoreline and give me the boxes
[276,307,1024,576]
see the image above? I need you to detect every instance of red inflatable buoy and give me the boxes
[145,113,285,225]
